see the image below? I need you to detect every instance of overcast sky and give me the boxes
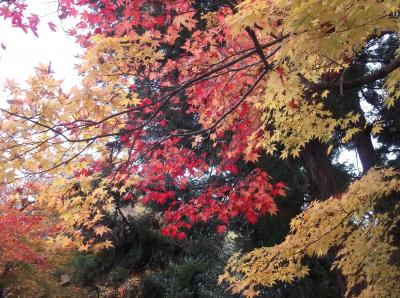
[0,0,81,89]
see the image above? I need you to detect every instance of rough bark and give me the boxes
[302,139,341,200]
[352,98,379,172]
[353,126,378,172]
[302,139,346,297]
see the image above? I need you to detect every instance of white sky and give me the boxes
[0,0,81,92]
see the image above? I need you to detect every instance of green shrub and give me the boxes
[109,267,130,283]
[140,274,165,298]
[71,254,99,286]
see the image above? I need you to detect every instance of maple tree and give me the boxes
[0,197,45,271]
[0,182,63,296]
[0,0,399,296]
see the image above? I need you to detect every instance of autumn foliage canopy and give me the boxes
[0,0,399,297]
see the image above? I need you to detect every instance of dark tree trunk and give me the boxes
[302,139,346,297]
[352,100,379,172]
[353,128,378,172]
[302,139,341,200]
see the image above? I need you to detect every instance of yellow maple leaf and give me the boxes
[94,225,111,237]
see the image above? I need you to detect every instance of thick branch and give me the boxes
[245,28,270,69]
[303,57,400,91]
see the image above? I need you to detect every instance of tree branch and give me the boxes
[302,57,400,91]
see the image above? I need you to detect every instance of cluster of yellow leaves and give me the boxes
[44,172,139,252]
[45,176,113,251]
[220,168,400,297]
[82,33,163,89]
[228,0,400,158]
[0,33,160,251]
[385,49,400,107]
[0,32,161,181]
[229,0,399,64]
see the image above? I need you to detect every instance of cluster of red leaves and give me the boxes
[0,180,61,271]
[58,0,194,44]
[103,123,285,238]
[161,171,284,239]
[0,0,39,36]
[0,202,46,270]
